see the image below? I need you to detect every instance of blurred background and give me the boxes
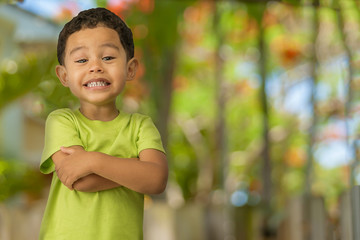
[0,0,360,239]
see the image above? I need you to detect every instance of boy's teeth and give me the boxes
[87,81,108,87]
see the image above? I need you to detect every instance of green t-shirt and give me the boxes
[39,108,165,240]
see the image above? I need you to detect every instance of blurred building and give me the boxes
[0,4,62,239]
[0,4,60,59]
[0,4,61,164]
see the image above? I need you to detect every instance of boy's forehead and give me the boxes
[66,27,123,52]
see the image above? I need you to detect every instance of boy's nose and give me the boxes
[89,61,104,73]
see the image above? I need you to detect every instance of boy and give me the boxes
[39,8,168,240]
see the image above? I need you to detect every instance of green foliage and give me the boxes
[168,126,199,200]
[96,0,107,8]
[0,0,22,4]
[313,162,348,208]
[0,159,45,202]
[32,68,79,118]
[125,1,189,119]
[0,0,356,215]
[0,51,79,117]
[0,52,58,110]
[246,2,266,25]
[282,0,303,5]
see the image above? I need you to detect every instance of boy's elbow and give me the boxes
[73,182,88,192]
[73,179,96,192]
[147,186,166,195]
[146,174,168,195]
[153,181,167,194]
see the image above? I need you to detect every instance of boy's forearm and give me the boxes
[53,146,120,192]
[73,174,121,192]
[53,146,168,194]
[89,150,168,195]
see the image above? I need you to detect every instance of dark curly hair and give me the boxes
[57,8,134,65]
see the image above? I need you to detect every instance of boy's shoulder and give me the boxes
[128,112,150,120]
[46,109,154,125]
[45,108,80,127]
[47,108,76,120]
[126,112,155,125]
[121,112,158,133]
[48,108,73,115]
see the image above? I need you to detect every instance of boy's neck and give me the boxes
[79,104,119,121]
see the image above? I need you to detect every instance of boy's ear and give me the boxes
[55,65,69,87]
[127,58,139,81]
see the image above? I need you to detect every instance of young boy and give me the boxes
[39,8,168,239]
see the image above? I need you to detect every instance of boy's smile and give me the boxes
[55,26,138,119]
[83,78,110,88]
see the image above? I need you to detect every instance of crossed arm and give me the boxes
[52,145,168,195]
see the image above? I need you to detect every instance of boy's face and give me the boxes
[56,26,137,108]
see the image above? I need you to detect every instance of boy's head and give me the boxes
[57,8,134,65]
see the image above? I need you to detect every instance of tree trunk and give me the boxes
[156,49,177,150]
[257,4,276,239]
[303,0,320,239]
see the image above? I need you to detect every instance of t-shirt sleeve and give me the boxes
[40,109,84,174]
[136,116,165,155]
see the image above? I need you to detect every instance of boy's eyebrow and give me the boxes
[69,43,120,56]
[69,46,88,56]
[100,43,120,51]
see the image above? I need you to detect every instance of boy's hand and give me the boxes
[54,146,93,190]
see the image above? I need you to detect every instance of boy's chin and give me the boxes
[80,98,118,107]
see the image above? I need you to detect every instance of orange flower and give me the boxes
[107,1,128,18]
[136,0,154,13]
[173,76,189,91]
[54,7,74,23]
[234,80,253,95]
[284,147,306,168]
[271,36,302,67]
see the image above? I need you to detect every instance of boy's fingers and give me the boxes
[67,180,75,190]
[63,175,75,190]
[60,146,75,154]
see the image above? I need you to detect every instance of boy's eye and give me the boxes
[75,59,87,63]
[102,56,115,61]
